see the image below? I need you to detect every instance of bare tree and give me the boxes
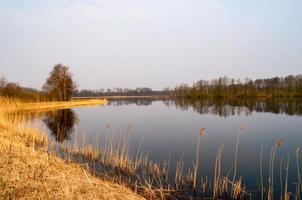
[43,64,77,101]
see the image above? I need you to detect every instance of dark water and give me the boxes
[43,98,302,197]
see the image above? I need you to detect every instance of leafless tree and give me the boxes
[43,64,77,101]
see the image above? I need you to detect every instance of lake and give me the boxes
[42,98,302,198]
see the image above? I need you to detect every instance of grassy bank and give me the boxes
[1,98,108,113]
[0,98,144,200]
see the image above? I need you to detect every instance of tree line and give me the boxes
[2,65,302,101]
[174,75,302,98]
[0,76,41,100]
[74,87,170,97]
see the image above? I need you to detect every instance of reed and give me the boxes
[280,158,284,199]
[213,142,225,198]
[232,131,240,190]
[56,124,173,199]
[192,128,205,193]
[284,155,290,200]
[295,147,301,200]
[267,139,284,200]
[201,176,209,193]
[260,144,264,200]
[64,129,301,200]
[174,152,184,190]
[0,97,143,200]
[224,176,248,199]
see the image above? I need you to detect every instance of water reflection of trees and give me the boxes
[166,98,302,117]
[43,109,78,142]
[108,99,153,106]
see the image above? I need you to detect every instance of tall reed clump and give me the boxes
[295,147,301,200]
[284,155,290,200]
[232,125,244,182]
[102,125,134,173]
[260,144,264,200]
[213,141,225,198]
[174,152,184,190]
[59,124,173,199]
[268,139,285,200]
[192,128,205,194]
[228,124,245,199]
[280,158,284,199]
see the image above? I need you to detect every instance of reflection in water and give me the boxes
[166,98,302,117]
[108,99,153,106]
[43,109,78,142]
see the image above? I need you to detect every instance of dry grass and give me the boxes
[1,97,108,113]
[0,97,144,200]
[0,132,144,200]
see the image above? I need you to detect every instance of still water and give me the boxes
[43,98,302,197]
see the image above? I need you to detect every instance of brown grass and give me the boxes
[2,98,108,113]
[0,97,144,200]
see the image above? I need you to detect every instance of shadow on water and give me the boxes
[43,109,78,142]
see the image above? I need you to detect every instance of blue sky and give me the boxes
[0,0,301,90]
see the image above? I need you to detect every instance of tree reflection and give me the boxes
[167,98,302,117]
[43,109,78,142]
[108,99,153,106]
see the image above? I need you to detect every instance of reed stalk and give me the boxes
[268,139,284,200]
[295,147,301,200]
[280,158,283,199]
[260,144,264,200]
[193,128,205,193]
[213,142,225,198]
[284,155,290,200]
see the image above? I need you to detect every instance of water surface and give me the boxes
[43,98,302,197]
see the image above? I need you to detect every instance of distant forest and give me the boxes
[174,75,302,98]
[74,87,171,97]
[2,74,302,100]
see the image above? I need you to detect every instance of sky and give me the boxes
[0,0,301,90]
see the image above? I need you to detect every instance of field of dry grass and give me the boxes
[1,98,108,113]
[0,97,144,200]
